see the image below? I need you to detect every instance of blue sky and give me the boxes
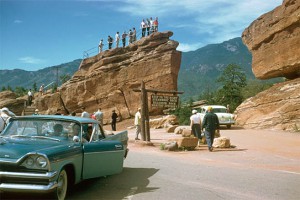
[0,0,282,71]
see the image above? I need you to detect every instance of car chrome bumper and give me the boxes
[0,171,58,193]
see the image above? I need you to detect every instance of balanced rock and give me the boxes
[242,0,300,80]
[32,31,181,120]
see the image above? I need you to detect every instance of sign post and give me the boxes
[133,81,183,142]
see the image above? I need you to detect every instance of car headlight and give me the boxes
[25,157,35,167]
[21,154,49,170]
[36,156,48,168]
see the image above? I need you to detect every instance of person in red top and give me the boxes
[153,17,159,32]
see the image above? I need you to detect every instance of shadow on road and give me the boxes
[68,167,159,199]
[1,167,159,200]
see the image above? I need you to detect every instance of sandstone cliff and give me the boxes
[238,0,300,131]
[31,31,181,123]
[242,0,300,80]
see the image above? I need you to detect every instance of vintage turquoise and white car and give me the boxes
[199,105,235,129]
[0,115,128,200]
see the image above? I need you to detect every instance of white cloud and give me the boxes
[14,19,23,24]
[117,0,282,44]
[177,42,204,52]
[18,57,45,64]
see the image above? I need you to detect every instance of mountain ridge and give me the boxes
[0,37,252,101]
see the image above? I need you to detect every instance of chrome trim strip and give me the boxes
[0,171,57,179]
[84,150,124,155]
[0,181,57,193]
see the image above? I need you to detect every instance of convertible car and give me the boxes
[0,115,128,200]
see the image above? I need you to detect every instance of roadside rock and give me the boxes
[235,78,300,131]
[213,137,231,148]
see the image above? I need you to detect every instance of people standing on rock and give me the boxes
[202,106,220,152]
[153,17,158,32]
[190,109,202,146]
[98,39,104,53]
[111,110,118,131]
[149,17,154,34]
[129,29,133,44]
[94,108,103,127]
[140,19,146,37]
[132,27,137,42]
[39,84,44,96]
[0,107,15,133]
[122,31,127,47]
[28,89,33,106]
[134,108,141,140]
[115,32,120,48]
[146,18,151,36]
[108,35,113,49]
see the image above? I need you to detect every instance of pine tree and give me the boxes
[216,63,246,112]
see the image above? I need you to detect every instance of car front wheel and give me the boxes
[55,169,68,200]
[226,125,231,129]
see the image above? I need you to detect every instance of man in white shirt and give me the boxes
[98,39,103,53]
[94,108,103,127]
[115,32,120,48]
[190,109,202,145]
[28,89,33,106]
[140,19,146,37]
[134,108,141,140]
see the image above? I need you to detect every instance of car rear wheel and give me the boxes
[55,169,68,200]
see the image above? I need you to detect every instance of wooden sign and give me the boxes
[151,95,179,108]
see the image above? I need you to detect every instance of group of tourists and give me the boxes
[190,107,220,152]
[98,16,159,53]
[80,108,119,131]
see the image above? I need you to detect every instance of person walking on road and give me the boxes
[190,109,202,146]
[134,108,141,140]
[202,106,219,152]
[111,110,118,131]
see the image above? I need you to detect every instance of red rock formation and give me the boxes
[32,31,181,123]
[238,0,300,131]
[242,0,300,80]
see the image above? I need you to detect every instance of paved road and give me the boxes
[3,127,300,200]
[67,127,300,200]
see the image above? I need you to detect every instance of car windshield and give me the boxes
[1,118,81,141]
[212,108,228,113]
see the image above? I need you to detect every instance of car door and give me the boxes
[82,123,124,179]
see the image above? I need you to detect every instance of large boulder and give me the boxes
[0,91,26,115]
[238,0,300,131]
[32,31,181,121]
[242,0,300,80]
[235,78,300,131]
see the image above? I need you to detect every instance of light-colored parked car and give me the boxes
[199,105,235,129]
[0,115,128,200]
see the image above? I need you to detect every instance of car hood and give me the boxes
[0,137,71,160]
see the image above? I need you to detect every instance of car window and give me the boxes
[82,123,105,142]
[212,108,227,113]
[2,119,76,141]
